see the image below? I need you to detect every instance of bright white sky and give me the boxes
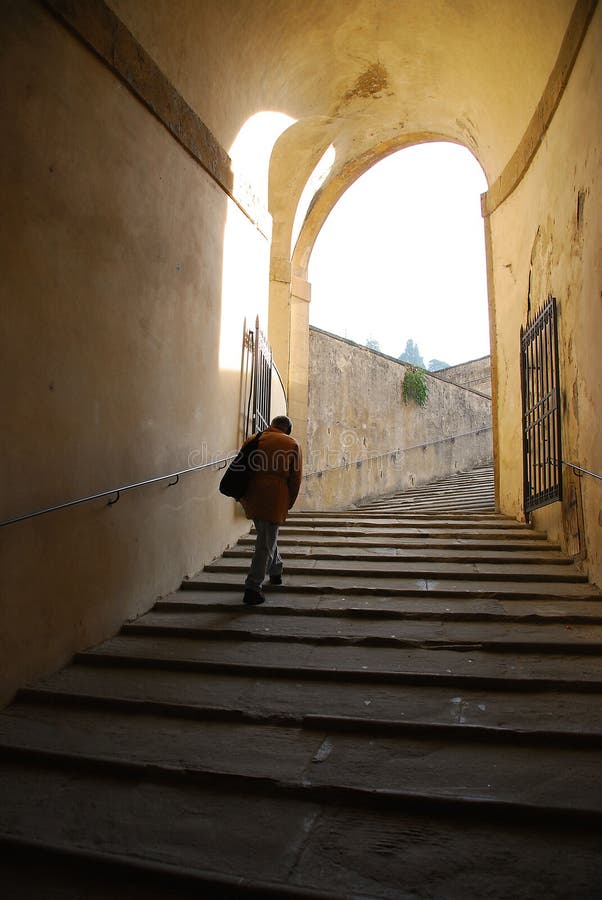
[307,142,490,368]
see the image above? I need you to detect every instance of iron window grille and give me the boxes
[244,316,273,438]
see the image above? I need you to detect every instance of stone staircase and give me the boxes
[1,467,602,898]
[354,465,497,514]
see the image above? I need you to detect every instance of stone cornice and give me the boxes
[41,0,269,235]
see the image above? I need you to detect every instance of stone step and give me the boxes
[279,525,550,540]
[19,664,602,741]
[238,534,562,551]
[1,760,601,898]
[75,635,602,690]
[367,498,497,511]
[1,703,601,816]
[358,505,496,515]
[303,494,497,512]
[157,588,602,622]
[188,572,599,599]
[284,515,527,527]
[4,462,600,898]
[366,489,495,503]
[355,468,495,503]
[373,506,497,514]
[203,557,588,583]
[122,609,602,652]
[376,487,496,499]
[226,544,570,564]
[372,485,495,496]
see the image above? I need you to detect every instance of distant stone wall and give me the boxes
[434,356,491,397]
[301,328,493,510]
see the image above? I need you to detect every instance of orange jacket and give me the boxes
[239,426,302,524]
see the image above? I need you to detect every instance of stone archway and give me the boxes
[269,130,489,460]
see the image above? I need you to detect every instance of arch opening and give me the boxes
[298,141,494,510]
[307,141,489,368]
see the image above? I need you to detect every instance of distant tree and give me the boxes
[365,336,381,352]
[398,339,425,368]
[428,358,450,372]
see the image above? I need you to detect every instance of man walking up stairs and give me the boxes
[0,467,601,898]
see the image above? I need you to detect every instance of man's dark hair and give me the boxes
[271,415,293,435]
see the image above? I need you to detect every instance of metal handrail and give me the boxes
[0,454,236,528]
[559,460,602,482]
[304,426,493,479]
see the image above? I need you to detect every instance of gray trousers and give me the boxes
[245,519,283,590]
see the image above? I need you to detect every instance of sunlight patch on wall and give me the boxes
[219,112,296,372]
[229,111,296,215]
[218,200,271,373]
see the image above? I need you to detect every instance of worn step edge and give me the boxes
[368,498,496,506]
[359,506,498,516]
[182,578,600,600]
[317,489,495,499]
[0,742,600,824]
[278,529,550,541]
[120,623,602,655]
[13,688,602,748]
[289,512,507,521]
[367,495,495,502]
[154,598,602,624]
[225,550,571,565]
[357,495,492,502]
[0,834,342,900]
[203,563,588,584]
[238,537,563,550]
[280,503,532,530]
[281,515,536,523]
[73,651,602,692]
[280,524,541,534]
[278,532,547,542]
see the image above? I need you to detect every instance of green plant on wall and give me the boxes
[402,366,429,408]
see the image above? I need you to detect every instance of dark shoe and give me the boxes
[243,588,265,605]
[269,574,283,586]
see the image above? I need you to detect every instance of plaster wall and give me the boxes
[435,357,492,398]
[0,2,268,705]
[303,329,493,510]
[489,5,602,586]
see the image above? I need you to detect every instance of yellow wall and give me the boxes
[0,1,269,705]
[488,5,601,586]
[435,357,492,398]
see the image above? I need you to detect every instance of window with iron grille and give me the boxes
[520,295,562,517]
[244,316,273,438]
[252,316,272,434]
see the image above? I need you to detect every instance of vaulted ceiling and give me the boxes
[109,0,575,265]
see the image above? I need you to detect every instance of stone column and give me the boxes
[288,275,311,460]
[268,256,292,382]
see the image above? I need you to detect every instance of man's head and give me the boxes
[271,415,293,435]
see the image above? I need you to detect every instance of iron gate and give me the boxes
[520,295,562,516]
